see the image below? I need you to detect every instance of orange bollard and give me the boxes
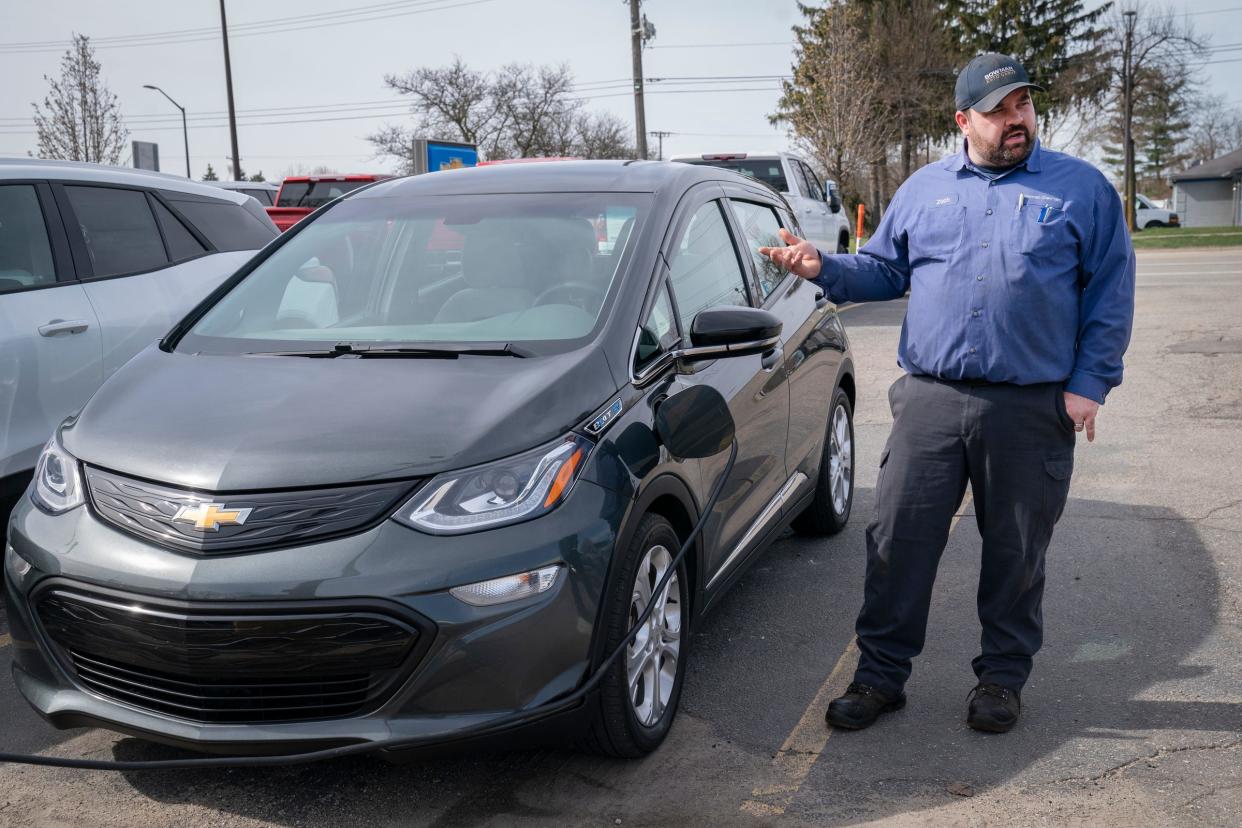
[855,203,866,252]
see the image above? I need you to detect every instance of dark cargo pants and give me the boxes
[854,374,1076,694]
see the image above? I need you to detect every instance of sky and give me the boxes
[2,0,1240,181]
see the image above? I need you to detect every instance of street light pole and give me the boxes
[142,85,190,178]
[219,0,242,181]
[1122,9,1137,232]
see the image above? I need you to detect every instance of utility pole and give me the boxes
[1122,9,1137,232]
[219,0,242,181]
[628,0,653,159]
[649,130,674,161]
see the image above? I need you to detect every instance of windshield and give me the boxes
[178,192,648,356]
[680,158,788,192]
[276,180,372,209]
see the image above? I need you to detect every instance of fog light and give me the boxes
[450,565,561,607]
[5,544,32,579]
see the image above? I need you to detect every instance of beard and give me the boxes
[973,124,1035,167]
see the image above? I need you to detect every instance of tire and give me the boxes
[582,513,688,758]
[792,386,854,536]
[1144,221,1164,230]
[837,234,849,254]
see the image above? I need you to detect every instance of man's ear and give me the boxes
[954,110,970,136]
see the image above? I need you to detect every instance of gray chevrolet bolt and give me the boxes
[4,160,856,759]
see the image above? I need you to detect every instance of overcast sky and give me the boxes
[2,0,1240,181]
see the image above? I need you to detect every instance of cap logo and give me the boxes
[984,66,1017,84]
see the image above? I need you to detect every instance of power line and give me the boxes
[0,0,504,54]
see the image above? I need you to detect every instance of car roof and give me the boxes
[283,174,388,183]
[668,151,804,163]
[0,157,249,204]
[210,180,278,191]
[359,159,757,198]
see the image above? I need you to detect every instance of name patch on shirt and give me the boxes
[930,194,959,208]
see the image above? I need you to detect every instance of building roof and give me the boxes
[1172,147,1242,182]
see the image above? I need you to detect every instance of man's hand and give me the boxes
[758,228,822,280]
[1064,392,1100,442]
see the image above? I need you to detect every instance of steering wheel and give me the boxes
[532,281,607,312]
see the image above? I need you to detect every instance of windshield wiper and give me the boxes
[250,342,531,358]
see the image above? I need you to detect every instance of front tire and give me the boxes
[582,513,688,757]
[792,386,854,536]
[837,234,849,254]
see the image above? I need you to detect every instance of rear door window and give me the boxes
[167,197,277,251]
[728,199,787,300]
[667,201,751,330]
[65,185,168,278]
[0,184,57,293]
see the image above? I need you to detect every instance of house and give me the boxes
[1171,148,1242,227]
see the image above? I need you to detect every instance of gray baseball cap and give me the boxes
[955,53,1043,113]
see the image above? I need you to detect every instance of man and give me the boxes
[759,54,1134,733]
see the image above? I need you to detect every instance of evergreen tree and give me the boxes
[248,171,266,182]
[202,164,219,181]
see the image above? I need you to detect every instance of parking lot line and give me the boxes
[740,490,975,817]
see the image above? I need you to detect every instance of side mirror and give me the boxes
[676,306,782,363]
[829,192,842,213]
[655,385,735,459]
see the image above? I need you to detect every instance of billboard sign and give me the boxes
[410,138,478,175]
[132,141,160,172]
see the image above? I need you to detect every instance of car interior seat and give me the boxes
[433,226,535,323]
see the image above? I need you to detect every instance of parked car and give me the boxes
[5,160,856,759]
[267,174,390,232]
[207,180,279,207]
[1135,193,1180,229]
[671,151,852,253]
[0,158,278,528]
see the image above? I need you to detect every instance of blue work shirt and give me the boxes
[814,140,1135,404]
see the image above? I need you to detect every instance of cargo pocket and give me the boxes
[1042,453,1073,525]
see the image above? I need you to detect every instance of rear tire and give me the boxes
[582,513,688,757]
[792,387,854,536]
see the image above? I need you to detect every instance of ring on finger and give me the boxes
[1074,422,1085,432]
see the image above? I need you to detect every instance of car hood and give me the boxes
[63,345,619,491]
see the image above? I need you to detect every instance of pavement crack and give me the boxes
[1050,738,1242,786]
[1182,780,1242,810]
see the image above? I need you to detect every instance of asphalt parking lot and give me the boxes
[2,247,1240,827]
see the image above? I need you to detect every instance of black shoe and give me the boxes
[826,682,906,730]
[967,682,1021,733]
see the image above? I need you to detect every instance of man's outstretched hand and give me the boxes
[758,228,822,280]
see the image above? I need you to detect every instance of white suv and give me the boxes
[0,159,278,514]
[671,151,852,253]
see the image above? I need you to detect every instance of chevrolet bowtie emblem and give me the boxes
[172,502,253,532]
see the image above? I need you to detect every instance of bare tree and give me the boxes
[31,34,128,164]
[772,2,889,211]
[1186,95,1242,163]
[371,59,637,167]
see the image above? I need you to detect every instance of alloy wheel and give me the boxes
[828,402,852,516]
[626,543,682,728]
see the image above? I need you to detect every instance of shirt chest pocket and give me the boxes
[1013,196,1074,261]
[911,197,966,261]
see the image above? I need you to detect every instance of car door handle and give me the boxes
[814,290,828,309]
[761,347,783,372]
[38,319,91,337]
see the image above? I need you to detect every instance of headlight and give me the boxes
[30,434,85,515]
[394,434,592,535]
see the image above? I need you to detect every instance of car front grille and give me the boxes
[84,466,417,554]
[36,587,425,724]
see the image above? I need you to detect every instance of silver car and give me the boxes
[0,159,278,515]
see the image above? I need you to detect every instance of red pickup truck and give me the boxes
[266,174,390,232]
